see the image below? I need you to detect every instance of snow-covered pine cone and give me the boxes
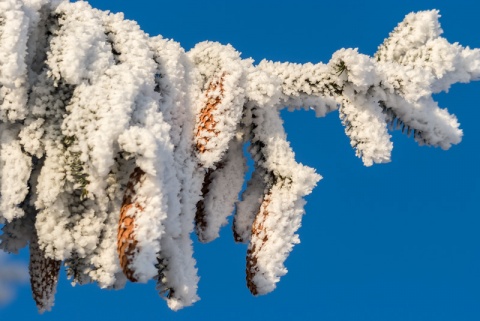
[29,232,61,313]
[194,76,225,242]
[246,192,272,295]
[194,75,225,155]
[117,167,145,282]
[195,163,223,242]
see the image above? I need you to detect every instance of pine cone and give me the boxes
[194,76,225,242]
[232,169,266,243]
[117,167,145,282]
[194,76,224,155]
[195,166,216,242]
[246,192,271,295]
[29,233,61,313]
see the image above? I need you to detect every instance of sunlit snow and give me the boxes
[0,0,478,313]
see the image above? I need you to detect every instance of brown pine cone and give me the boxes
[246,192,271,295]
[29,233,61,313]
[194,76,224,155]
[117,167,145,282]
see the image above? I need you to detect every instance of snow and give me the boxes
[0,2,478,312]
[0,0,30,122]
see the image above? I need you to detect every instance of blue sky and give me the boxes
[2,1,480,320]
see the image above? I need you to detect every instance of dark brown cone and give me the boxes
[246,192,271,295]
[117,167,145,282]
[29,233,61,313]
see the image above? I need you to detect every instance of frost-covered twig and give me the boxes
[0,1,478,312]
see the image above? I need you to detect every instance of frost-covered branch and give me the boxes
[0,0,478,313]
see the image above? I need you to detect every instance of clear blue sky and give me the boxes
[2,1,480,320]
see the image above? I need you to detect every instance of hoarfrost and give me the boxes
[0,2,477,312]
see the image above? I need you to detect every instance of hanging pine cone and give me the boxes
[194,76,225,155]
[0,2,477,313]
[117,167,146,282]
[246,192,272,295]
[29,232,61,313]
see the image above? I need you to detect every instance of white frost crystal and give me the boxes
[0,1,477,312]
